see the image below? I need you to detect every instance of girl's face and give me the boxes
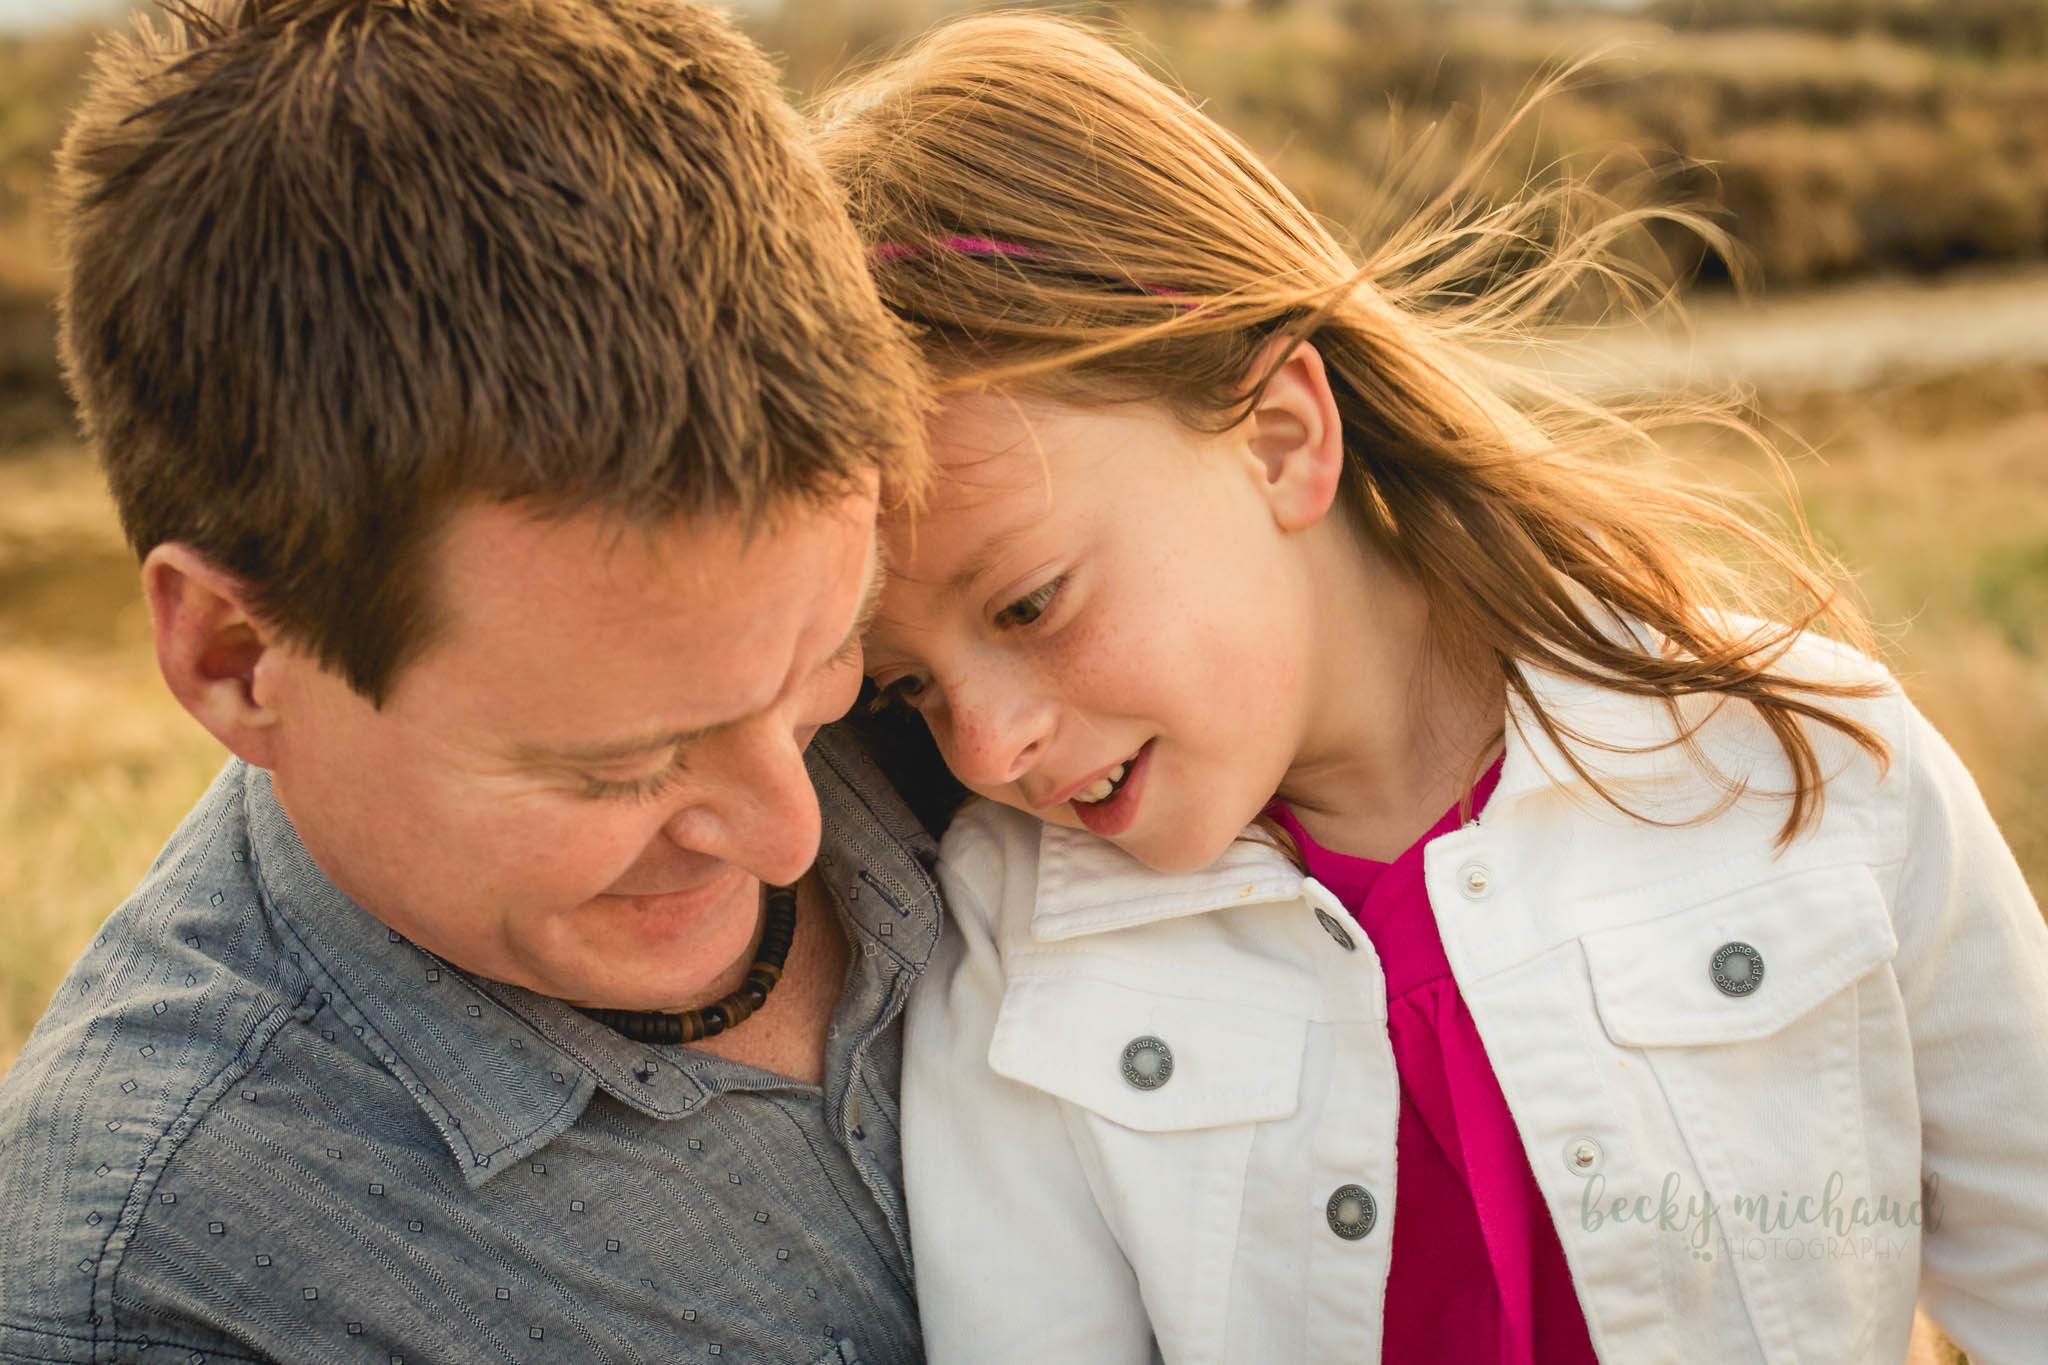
[864,390,1335,874]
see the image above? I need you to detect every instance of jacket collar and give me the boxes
[1492,658,1713,807]
[1028,823,1308,942]
[241,722,940,1188]
[1025,661,1740,942]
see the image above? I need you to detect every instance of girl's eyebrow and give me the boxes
[945,521,1035,599]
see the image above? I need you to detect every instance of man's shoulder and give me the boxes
[808,721,946,967]
[0,761,316,1346]
[0,760,313,1126]
[1,760,311,1100]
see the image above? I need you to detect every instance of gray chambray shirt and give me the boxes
[0,724,940,1364]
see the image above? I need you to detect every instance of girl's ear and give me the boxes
[1241,335,1344,533]
[142,544,289,770]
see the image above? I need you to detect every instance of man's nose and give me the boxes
[663,725,823,890]
[938,668,1057,794]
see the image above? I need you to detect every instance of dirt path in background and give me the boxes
[1537,264,2048,398]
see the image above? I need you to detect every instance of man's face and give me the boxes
[260,488,879,1011]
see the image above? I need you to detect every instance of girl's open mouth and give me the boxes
[1071,739,1152,838]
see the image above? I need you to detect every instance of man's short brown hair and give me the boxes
[58,0,925,702]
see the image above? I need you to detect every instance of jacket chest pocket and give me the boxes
[987,969,1309,1364]
[988,971,1306,1131]
[1583,864,1898,1049]
[1579,864,1908,1363]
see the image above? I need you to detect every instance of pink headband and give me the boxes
[867,235,1040,264]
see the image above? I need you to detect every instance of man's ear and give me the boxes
[1240,334,1345,533]
[142,544,287,769]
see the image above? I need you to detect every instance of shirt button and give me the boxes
[1459,862,1492,899]
[1325,1183,1377,1240]
[1565,1137,1603,1176]
[1711,941,1765,996]
[1313,907,1356,951]
[1120,1036,1174,1090]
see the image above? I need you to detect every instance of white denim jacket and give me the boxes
[903,645,2048,1364]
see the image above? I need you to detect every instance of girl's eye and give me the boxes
[868,674,930,713]
[995,578,1063,628]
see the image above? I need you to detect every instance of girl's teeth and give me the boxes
[1074,763,1130,806]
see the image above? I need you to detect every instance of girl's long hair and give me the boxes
[812,11,1888,846]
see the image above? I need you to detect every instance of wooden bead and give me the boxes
[575,883,799,1045]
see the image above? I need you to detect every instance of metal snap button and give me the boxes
[1120,1036,1174,1090]
[1313,907,1356,951]
[1710,941,1765,997]
[1325,1183,1377,1240]
[1564,1136,1603,1176]
[1459,862,1492,899]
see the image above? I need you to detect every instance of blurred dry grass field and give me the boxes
[1707,365,2048,888]
[10,0,2048,293]
[763,0,2048,289]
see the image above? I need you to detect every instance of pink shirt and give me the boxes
[1270,763,1598,1364]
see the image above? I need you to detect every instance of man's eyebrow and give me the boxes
[518,542,885,768]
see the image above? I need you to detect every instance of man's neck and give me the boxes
[684,872,849,1086]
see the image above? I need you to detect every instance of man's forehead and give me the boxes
[413,495,879,748]
[434,490,876,604]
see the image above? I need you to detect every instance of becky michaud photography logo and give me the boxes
[1579,1170,1943,1263]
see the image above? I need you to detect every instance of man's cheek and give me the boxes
[496,811,663,901]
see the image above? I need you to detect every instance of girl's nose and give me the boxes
[938,671,1057,793]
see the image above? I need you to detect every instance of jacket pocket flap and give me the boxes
[988,973,1306,1131]
[1583,865,1897,1048]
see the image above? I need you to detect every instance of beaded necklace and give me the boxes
[577,882,797,1045]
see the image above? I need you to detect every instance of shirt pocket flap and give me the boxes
[1582,865,1898,1048]
[987,972,1306,1131]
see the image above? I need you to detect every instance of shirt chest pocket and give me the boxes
[1578,864,1907,1364]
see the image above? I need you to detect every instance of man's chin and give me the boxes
[596,866,754,939]
[557,872,762,1011]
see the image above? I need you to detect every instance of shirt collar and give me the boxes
[806,722,945,971]
[241,721,941,1189]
